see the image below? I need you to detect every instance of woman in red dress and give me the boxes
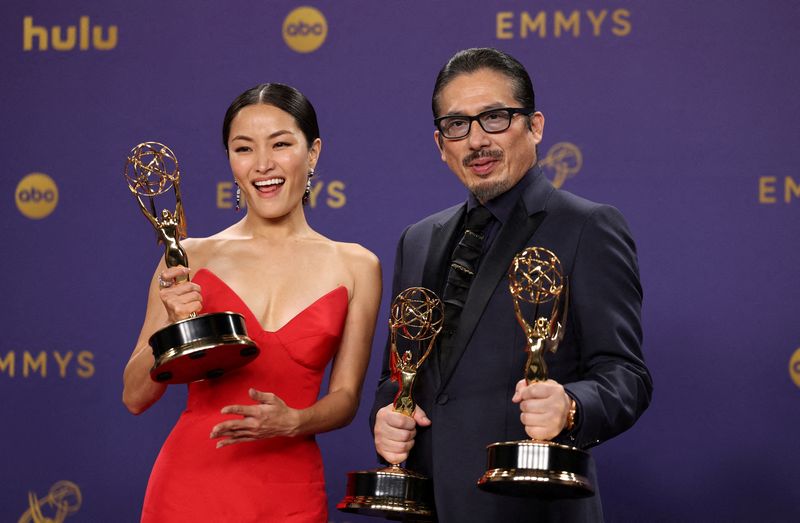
[123,83,382,522]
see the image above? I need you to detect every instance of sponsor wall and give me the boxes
[2,1,798,521]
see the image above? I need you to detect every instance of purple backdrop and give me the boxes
[2,1,799,521]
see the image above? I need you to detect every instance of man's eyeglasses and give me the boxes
[434,107,534,140]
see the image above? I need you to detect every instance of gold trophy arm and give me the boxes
[134,192,160,230]
[513,300,531,333]
[393,367,418,417]
[414,334,437,368]
[546,278,569,352]
[153,209,190,278]
[391,350,418,417]
[514,298,549,384]
[132,193,187,268]
[174,182,187,240]
[523,335,548,384]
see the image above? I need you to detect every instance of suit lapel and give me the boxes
[438,174,553,388]
[421,205,465,293]
[419,205,464,389]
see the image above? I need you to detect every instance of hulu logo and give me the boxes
[23,16,117,51]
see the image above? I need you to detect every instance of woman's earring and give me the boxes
[303,169,314,206]
[235,182,241,212]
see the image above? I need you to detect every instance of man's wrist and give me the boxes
[565,395,577,432]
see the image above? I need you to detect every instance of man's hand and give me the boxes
[512,379,571,440]
[374,404,431,465]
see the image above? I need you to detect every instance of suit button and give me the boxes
[436,394,449,405]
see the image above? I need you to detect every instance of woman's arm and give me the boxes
[295,245,382,433]
[122,258,202,414]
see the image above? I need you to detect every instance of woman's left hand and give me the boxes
[210,388,301,448]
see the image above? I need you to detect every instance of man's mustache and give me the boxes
[462,149,503,167]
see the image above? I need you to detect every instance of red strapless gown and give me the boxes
[141,269,348,523]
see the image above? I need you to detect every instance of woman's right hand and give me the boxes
[157,266,202,322]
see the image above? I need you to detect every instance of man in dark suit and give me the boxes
[370,48,653,522]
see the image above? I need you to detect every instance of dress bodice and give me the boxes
[186,269,348,413]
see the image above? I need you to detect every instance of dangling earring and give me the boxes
[303,169,314,206]
[234,181,241,212]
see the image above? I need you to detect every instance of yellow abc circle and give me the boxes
[283,6,327,53]
[789,348,800,388]
[15,172,59,219]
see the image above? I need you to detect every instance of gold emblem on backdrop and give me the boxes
[789,348,800,388]
[15,173,59,220]
[18,481,81,523]
[23,16,117,51]
[540,142,582,189]
[283,7,328,53]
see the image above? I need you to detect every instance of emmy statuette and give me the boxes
[124,142,259,384]
[477,247,594,498]
[338,287,443,520]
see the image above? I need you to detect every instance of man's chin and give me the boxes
[470,179,510,204]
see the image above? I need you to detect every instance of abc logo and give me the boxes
[283,6,327,53]
[16,173,59,219]
[790,348,800,388]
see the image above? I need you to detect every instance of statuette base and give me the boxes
[337,466,434,520]
[149,311,259,384]
[477,440,594,498]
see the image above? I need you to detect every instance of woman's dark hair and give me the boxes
[222,83,320,150]
[432,48,535,118]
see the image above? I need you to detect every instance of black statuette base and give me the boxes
[148,311,259,384]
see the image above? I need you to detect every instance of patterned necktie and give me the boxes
[440,205,494,355]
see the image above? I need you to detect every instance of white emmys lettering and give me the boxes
[23,16,118,51]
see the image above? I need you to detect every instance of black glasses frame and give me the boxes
[434,107,535,139]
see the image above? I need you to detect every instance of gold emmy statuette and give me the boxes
[125,142,259,384]
[338,287,443,520]
[477,247,594,498]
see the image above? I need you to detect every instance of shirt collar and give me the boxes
[467,166,540,225]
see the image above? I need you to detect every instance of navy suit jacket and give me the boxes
[370,170,653,522]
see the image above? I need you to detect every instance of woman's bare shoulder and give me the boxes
[333,240,379,264]
[177,225,239,268]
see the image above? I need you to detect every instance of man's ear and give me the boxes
[434,130,446,161]
[529,112,545,144]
